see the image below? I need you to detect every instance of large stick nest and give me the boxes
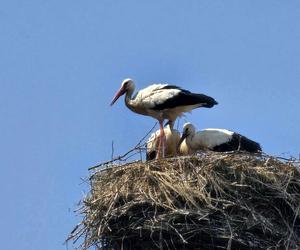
[69,152,300,250]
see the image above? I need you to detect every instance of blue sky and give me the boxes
[1,1,299,249]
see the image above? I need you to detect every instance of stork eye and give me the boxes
[123,81,129,88]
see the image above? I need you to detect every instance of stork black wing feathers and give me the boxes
[151,85,218,110]
[213,133,262,153]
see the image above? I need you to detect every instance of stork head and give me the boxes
[178,122,196,147]
[110,78,135,106]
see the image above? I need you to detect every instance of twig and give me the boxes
[111,141,114,160]
[88,122,157,170]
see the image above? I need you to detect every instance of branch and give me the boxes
[88,122,157,170]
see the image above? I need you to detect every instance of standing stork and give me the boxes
[110,78,218,158]
[178,123,262,154]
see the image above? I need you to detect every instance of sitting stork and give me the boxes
[110,79,218,158]
[179,123,262,154]
[146,125,180,160]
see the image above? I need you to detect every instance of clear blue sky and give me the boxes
[1,1,299,249]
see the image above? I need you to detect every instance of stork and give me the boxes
[178,123,262,154]
[110,79,218,158]
[146,125,180,160]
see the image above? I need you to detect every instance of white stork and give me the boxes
[179,123,262,154]
[110,79,218,158]
[146,125,180,160]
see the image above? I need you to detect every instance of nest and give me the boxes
[69,152,300,250]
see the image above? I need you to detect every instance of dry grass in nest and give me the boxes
[68,152,300,250]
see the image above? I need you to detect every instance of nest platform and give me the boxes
[69,152,300,250]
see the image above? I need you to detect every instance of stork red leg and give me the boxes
[156,121,165,159]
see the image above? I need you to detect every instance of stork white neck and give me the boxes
[124,81,135,104]
[182,123,198,150]
[123,81,137,112]
[185,130,199,150]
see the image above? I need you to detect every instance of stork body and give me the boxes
[111,79,218,158]
[179,123,262,154]
[146,126,180,160]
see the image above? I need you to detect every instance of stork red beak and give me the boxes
[110,86,126,106]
